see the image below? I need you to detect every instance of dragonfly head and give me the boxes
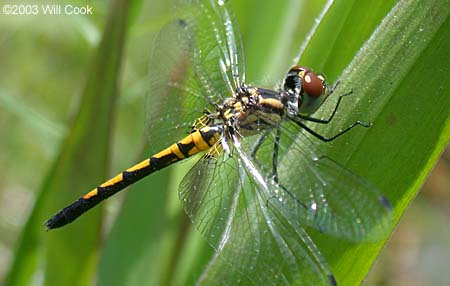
[283,66,330,115]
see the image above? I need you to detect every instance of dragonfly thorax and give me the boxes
[223,85,286,136]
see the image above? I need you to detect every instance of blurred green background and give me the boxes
[0,0,449,285]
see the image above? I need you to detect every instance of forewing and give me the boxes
[146,20,212,154]
[174,0,245,96]
[146,0,246,153]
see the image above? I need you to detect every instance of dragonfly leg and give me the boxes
[250,129,283,187]
[250,129,281,180]
[265,179,311,213]
[251,129,315,214]
[298,89,353,124]
[294,118,371,142]
[271,128,281,183]
[250,130,271,158]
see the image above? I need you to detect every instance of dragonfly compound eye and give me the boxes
[302,71,324,98]
[288,67,329,115]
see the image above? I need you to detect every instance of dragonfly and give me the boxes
[45,0,392,285]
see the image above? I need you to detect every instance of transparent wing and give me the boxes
[179,141,335,286]
[146,0,245,153]
[174,0,245,95]
[252,121,393,242]
[214,0,246,86]
[146,20,213,153]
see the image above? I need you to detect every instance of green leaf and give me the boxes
[299,0,450,285]
[4,0,133,285]
[194,0,450,285]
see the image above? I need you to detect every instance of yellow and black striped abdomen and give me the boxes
[45,126,222,230]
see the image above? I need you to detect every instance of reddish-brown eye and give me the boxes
[302,71,323,98]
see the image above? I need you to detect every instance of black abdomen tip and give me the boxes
[45,211,70,230]
[44,198,88,230]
